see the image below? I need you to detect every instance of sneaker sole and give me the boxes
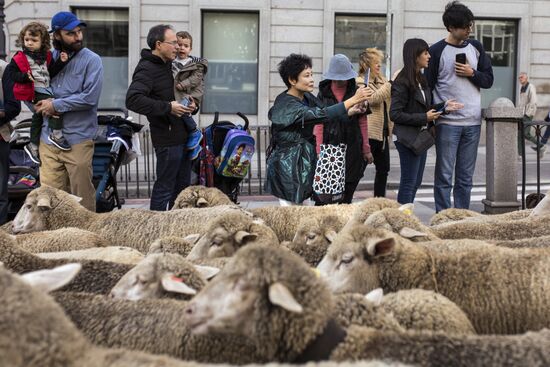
[48,136,72,151]
[23,145,41,165]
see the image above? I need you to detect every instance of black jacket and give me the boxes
[126,49,188,147]
[317,79,368,183]
[1,63,22,127]
[390,77,444,147]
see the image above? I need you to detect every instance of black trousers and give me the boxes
[0,138,9,224]
[369,138,390,197]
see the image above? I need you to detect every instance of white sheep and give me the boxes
[172,185,234,208]
[37,246,145,265]
[11,186,246,253]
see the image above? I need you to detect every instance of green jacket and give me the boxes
[265,91,346,203]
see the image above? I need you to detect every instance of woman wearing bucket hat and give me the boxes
[265,53,371,206]
[313,54,373,204]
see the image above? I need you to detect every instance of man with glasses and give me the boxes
[35,11,103,211]
[426,1,494,212]
[126,24,195,210]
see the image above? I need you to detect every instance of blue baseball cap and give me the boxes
[50,11,86,33]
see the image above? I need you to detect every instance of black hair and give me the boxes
[442,1,474,31]
[277,53,312,89]
[396,38,429,91]
[147,24,173,50]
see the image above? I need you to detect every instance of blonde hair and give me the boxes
[358,47,384,77]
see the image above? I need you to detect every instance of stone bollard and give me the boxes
[481,98,523,214]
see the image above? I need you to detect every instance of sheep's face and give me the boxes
[12,194,49,234]
[187,227,257,261]
[292,226,337,249]
[109,254,211,300]
[184,274,258,335]
[317,228,396,294]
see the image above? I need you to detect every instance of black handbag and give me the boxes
[410,128,435,155]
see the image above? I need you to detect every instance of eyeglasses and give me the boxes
[160,40,178,47]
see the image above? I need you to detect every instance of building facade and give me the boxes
[5,0,550,126]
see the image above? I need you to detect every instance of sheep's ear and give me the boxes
[365,288,384,306]
[268,282,303,313]
[196,197,208,207]
[184,234,201,244]
[398,203,414,215]
[367,237,395,257]
[36,195,52,209]
[68,194,83,203]
[234,230,257,245]
[21,263,82,292]
[193,265,220,280]
[160,274,197,295]
[399,227,428,239]
[324,230,337,244]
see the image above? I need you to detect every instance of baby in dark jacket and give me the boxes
[172,31,208,160]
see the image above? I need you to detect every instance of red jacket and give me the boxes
[12,50,52,101]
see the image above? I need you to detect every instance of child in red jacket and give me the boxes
[10,22,69,164]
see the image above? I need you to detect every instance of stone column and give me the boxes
[482,98,523,214]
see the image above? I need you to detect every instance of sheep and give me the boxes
[110,253,219,300]
[13,227,108,253]
[183,244,550,365]
[317,224,550,335]
[11,185,246,253]
[37,246,145,265]
[147,236,198,257]
[333,292,405,332]
[0,231,132,294]
[282,215,345,266]
[345,197,402,227]
[490,236,550,249]
[366,207,550,242]
[430,208,532,226]
[172,185,234,209]
[186,212,279,261]
[380,289,476,335]
[0,264,274,367]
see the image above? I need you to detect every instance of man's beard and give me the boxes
[59,38,83,52]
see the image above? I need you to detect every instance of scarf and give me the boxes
[23,48,48,65]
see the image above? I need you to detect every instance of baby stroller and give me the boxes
[94,110,143,212]
[198,112,255,203]
[6,119,40,220]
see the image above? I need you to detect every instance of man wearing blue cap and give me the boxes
[35,11,103,211]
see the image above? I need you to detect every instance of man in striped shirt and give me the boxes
[35,11,103,211]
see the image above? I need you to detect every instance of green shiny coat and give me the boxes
[265,91,346,203]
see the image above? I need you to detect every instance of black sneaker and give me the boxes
[23,144,41,165]
[48,133,72,151]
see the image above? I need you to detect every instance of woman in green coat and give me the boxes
[265,53,371,205]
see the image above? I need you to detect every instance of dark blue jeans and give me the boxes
[150,144,191,211]
[0,139,9,224]
[395,141,427,204]
[434,124,481,212]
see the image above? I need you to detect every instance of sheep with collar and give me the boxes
[183,244,550,365]
[11,186,246,253]
[317,225,550,335]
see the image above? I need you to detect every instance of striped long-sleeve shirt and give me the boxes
[41,48,103,146]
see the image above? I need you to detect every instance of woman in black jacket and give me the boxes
[390,38,462,204]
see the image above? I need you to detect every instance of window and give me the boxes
[334,14,387,74]
[74,8,129,109]
[202,11,259,114]
[470,19,517,108]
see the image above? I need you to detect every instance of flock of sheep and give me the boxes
[1,184,549,367]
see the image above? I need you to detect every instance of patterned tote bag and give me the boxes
[312,120,346,204]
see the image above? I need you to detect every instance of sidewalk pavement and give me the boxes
[123,144,550,224]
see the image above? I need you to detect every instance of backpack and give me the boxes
[205,112,255,178]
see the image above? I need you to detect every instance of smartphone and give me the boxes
[366,67,371,84]
[455,53,467,64]
[180,96,191,107]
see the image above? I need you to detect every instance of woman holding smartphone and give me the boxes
[390,38,463,204]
